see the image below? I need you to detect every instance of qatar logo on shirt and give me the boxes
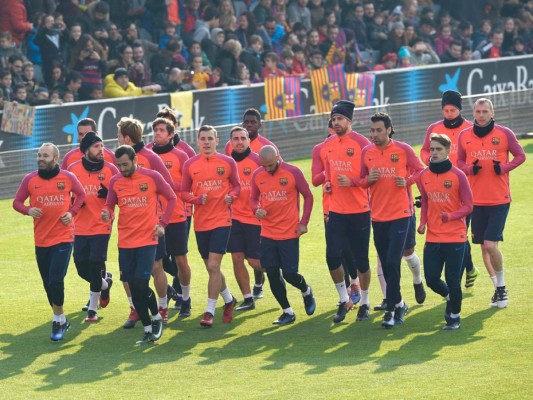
[346,148,354,157]
[165,161,173,169]
[390,154,399,163]
[243,167,252,176]
[444,180,452,189]
[139,183,148,192]
[98,172,106,181]
[492,137,500,145]
[217,167,225,176]
[279,177,288,186]
[57,182,66,190]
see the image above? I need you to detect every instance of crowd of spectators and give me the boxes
[0,0,532,107]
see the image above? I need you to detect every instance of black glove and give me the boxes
[97,183,108,199]
[473,159,482,175]
[414,195,422,209]
[493,160,501,175]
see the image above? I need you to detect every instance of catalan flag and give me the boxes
[311,64,349,113]
[346,72,376,107]
[264,75,303,120]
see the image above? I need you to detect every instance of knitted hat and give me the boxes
[398,46,411,59]
[80,131,102,152]
[441,90,462,110]
[114,68,129,79]
[331,100,355,121]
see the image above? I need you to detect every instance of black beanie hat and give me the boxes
[441,90,462,110]
[114,68,129,79]
[331,100,355,121]
[80,131,102,153]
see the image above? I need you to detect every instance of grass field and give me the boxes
[1,141,532,399]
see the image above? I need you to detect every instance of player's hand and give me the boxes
[153,224,165,239]
[255,208,267,220]
[337,174,351,187]
[394,176,407,187]
[368,167,380,183]
[225,194,234,205]
[472,159,482,175]
[414,195,422,208]
[97,183,108,199]
[324,182,332,193]
[101,209,110,222]
[493,160,501,175]
[295,224,308,236]
[199,194,207,205]
[417,224,426,234]
[28,207,43,219]
[440,212,449,223]
[59,212,72,225]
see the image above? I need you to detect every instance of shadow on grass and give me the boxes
[373,306,497,373]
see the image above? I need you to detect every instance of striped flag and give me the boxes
[346,72,376,107]
[311,64,349,113]
[264,75,303,120]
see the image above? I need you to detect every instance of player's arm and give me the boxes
[153,171,177,227]
[67,172,86,216]
[179,159,203,204]
[294,168,314,227]
[102,177,118,221]
[420,126,433,166]
[500,128,526,174]
[416,173,428,234]
[456,131,474,175]
[443,169,474,222]
[227,158,241,198]
[311,145,325,187]
[12,174,32,215]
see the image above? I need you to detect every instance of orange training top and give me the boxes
[232,152,261,225]
[61,147,115,169]
[421,119,473,166]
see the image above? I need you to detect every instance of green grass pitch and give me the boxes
[1,141,532,399]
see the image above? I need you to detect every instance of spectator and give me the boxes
[218,0,235,32]
[240,34,264,82]
[63,22,83,66]
[86,83,103,100]
[264,16,285,54]
[49,89,62,105]
[150,38,188,77]
[0,32,26,71]
[367,11,389,50]
[403,21,419,47]
[154,67,194,92]
[70,34,107,101]
[410,39,440,66]
[0,71,13,101]
[308,49,325,70]
[472,19,492,50]
[262,51,286,79]
[253,0,273,27]
[189,40,212,68]
[373,52,398,70]
[309,0,326,28]
[342,2,371,50]
[203,27,225,66]
[86,1,112,38]
[107,44,134,74]
[182,0,202,46]
[381,21,405,55]
[502,17,519,54]
[215,38,249,86]
[504,37,528,57]
[34,14,68,89]
[130,41,153,87]
[123,23,158,60]
[398,46,412,68]
[473,28,504,59]
[461,45,473,61]
[48,60,66,92]
[234,12,271,50]
[306,29,321,57]
[208,66,226,87]
[287,0,312,32]
[22,61,40,96]
[193,7,220,44]
[60,70,83,101]
[63,90,75,102]
[8,54,25,87]
[440,40,463,63]
[454,20,474,50]
[106,23,123,61]
[12,82,29,104]
[34,86,51,104]
[55,0,88,29]
[25,12,45,67]
[159,21,179,50]
[103,67,161,98]
[363,1,376,24]
[435,24,454,56]
[281,49,295,74]
[236,62,250,84]
[0,0,34,46]
[417,16,437,46]
[272,0,288,18]
[292,44,310,78]
[190,55,211,90]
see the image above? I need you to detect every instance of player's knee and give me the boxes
[132,278,149,295]
[74,261,90,281]
[206,261,221,274]
[281,271,300,286]
[326,256,342,271]
[48,281,64,304]
[403,247,414,257]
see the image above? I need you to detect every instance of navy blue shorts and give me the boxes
[119,245,157,282]
[404,214,417,250]
[165,221,188,256]
[35,242,72,285]
[195,226,231,260]
[227,219,261,259]
[471,204,510,244]
[260,236,299,273]
[155,234,167,261]
[73,234,110,263]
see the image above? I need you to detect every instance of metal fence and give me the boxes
[1,88,531,199]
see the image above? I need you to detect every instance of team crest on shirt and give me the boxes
[390,154,399,162]
[165,160,173,169]
[492,137,500,145]
[139,183,148,192]
[346,148,354,157]
[97,172,106,181]
[279,177,288,186]
[243,167,252,176]
[57,182,65,190]
[444,180,452,188]
[217,167,225,175]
